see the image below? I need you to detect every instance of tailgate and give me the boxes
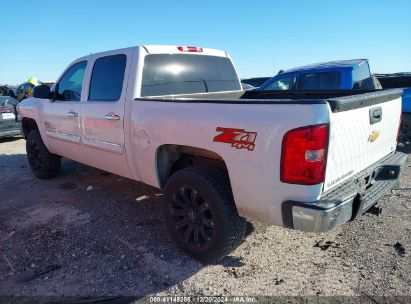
[324,90,402,192]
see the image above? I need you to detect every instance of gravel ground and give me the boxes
[0,136,410,302]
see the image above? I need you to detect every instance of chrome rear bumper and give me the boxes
[282,151,408,232]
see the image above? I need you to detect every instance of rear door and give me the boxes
[80,50,133,177]
[323,91,402,192]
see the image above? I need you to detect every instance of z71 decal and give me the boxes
[213,127,257,151]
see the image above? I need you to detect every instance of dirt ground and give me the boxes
[0,135,410,302]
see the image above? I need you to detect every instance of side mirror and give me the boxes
[33,84,52,99]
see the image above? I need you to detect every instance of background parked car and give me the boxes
[15,82,32,101]
[0,96,20,139]
[39,81,55,89]
[375,72,411,143]
[15,81,54,102]
[258,59,381,91]
[0,85,17,99]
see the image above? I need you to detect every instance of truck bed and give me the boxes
[141,89,403,113]
[137,88,403,195]
[242,89,404,113]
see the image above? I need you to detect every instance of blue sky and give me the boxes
[1,0,410,84]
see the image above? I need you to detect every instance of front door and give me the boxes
[42,60,87,163]
[80,51,132,177]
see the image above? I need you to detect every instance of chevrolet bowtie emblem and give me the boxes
[368,130,380,143]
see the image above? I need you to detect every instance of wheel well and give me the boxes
[21,118,39,138]
[156,145,228,188]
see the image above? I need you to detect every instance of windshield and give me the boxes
[141,54,240,97]
[0,96,18,107]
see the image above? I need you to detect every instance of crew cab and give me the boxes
[17,45,407,262]
[258,59,380,91]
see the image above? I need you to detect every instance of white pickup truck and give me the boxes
[18,45,407,262]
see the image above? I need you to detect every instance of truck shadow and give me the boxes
[0,154,247,299]
[0,136,23,144]
[397,143,411,154]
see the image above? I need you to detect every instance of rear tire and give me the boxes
[163,165,246,263]
[26,130,61,179]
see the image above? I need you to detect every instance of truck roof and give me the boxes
[142,45,228,57]
[77,45,229,61]
[284,59,368,73]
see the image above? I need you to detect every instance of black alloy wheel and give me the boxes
[26,130,61,179]
[163,165,246,263]
[170,186,214,248]
[27,136,42,171]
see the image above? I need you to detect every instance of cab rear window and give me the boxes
[141,54,240,97]
[299,72,341,90]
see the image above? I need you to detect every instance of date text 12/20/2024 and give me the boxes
[149,296,257,302]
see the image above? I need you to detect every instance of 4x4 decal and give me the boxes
[213,127,257,151]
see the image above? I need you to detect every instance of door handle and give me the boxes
[105,114,120,121]
[67,111,78,117]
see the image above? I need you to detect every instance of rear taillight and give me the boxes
[177,46,203,52]
[281,124,329,185]
[0,107,14,113]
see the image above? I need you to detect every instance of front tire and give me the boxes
[163,165,246,263]
[26,130,61,179]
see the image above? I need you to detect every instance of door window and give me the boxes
[263,76,296,90]
[299,72,341,90]
[88,54,127,102]
[56,61,87,101]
